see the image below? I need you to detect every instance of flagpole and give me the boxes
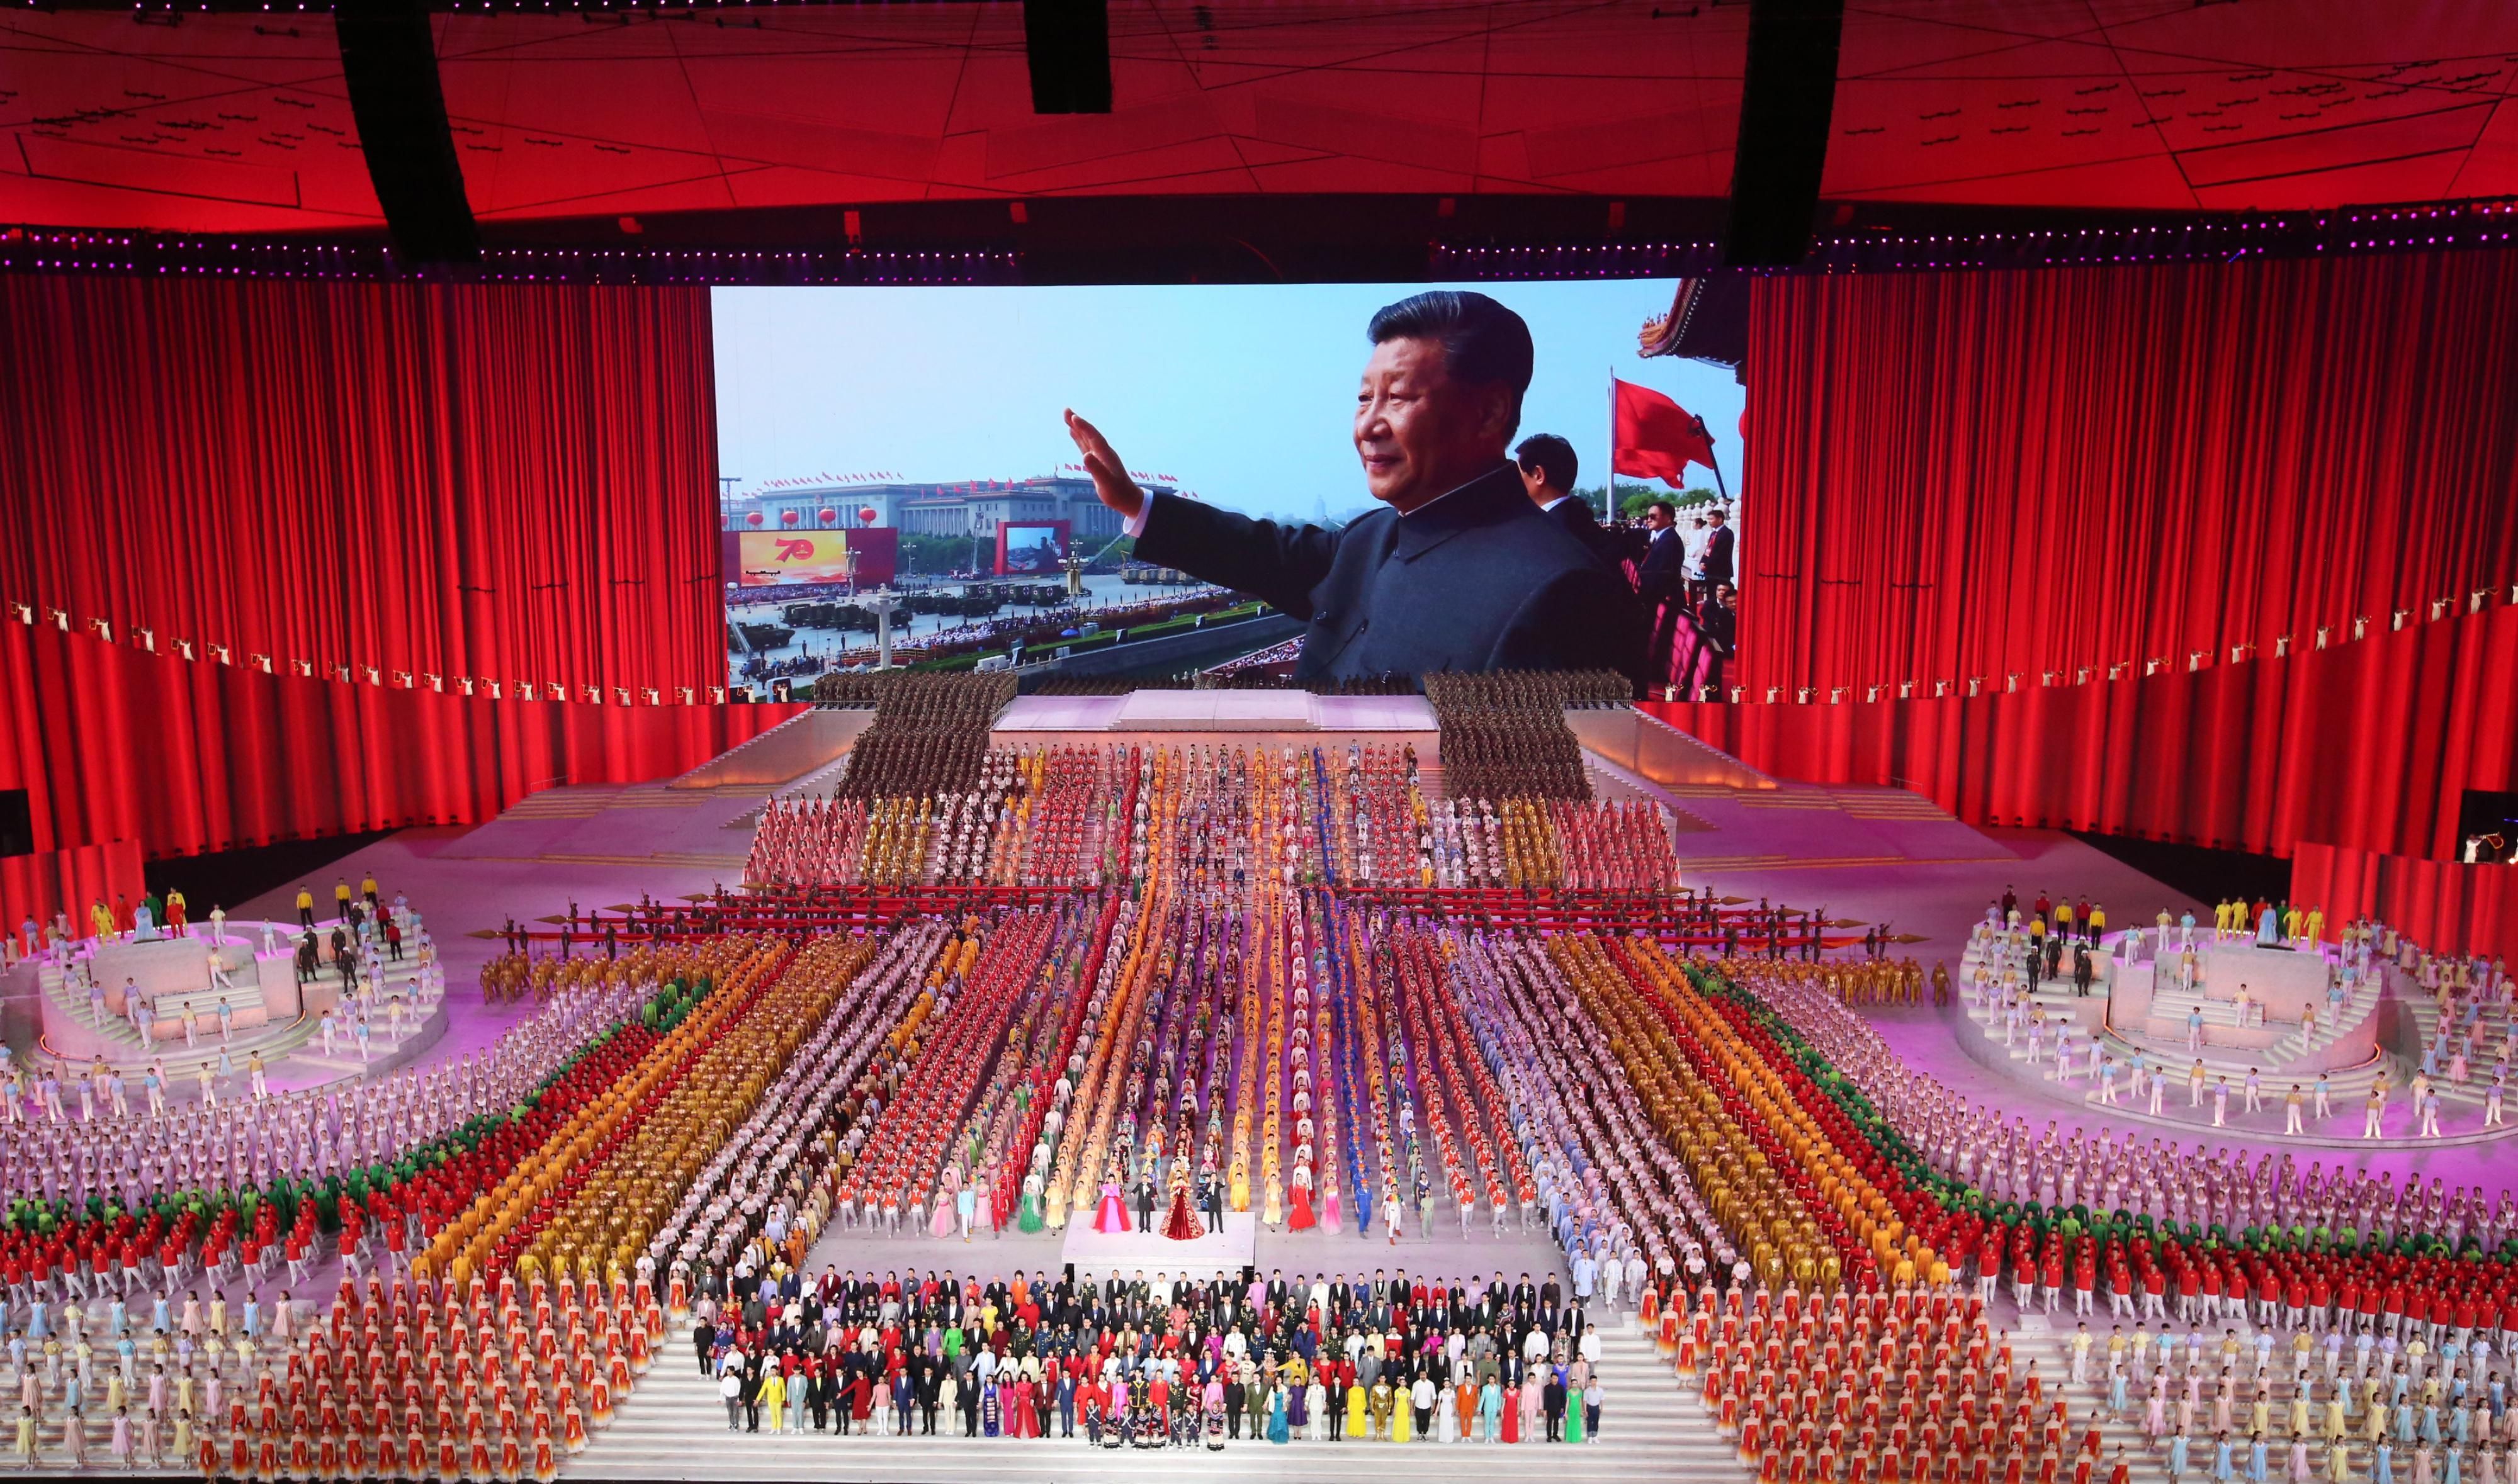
[1605,366,1618,524]
[1612,366,1635,697]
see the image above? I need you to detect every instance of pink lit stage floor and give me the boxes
[9,707,2497,1484]
[129,715,2500,1191]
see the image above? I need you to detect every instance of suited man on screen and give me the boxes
[1512,432,1620,565]
[1636,500,1693,682]
[1699,506,1736,589]
[1062,290,1644,689]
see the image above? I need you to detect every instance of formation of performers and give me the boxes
[689,1264,1621,1447]
[826,672,1018,803]
[0,957,691,1475]
[1,675,2510,1480]
[6,1265,657,1478]
[1963,897,2514,1135]
[747,737,1683,894]
[1423,670,1623,802]
[0,884,2505,1481]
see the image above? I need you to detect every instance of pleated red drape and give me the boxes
[1741,251,2518,698]
[2291,844,2518,963]
[0,840,144,941]
[0,276,721,699]
[0,273,740,889]
[1644,599,2518,863]
[0,622,800,865]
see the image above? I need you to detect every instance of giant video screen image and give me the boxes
[713,283,1745,691]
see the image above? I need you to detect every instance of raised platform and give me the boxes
[2112,936,2335,1023]
[1059,1208,1259,1269]
[669,706,871,790]
[2094,933,2374,1076]
[994,691,1438,733]
[33,918,444,1086]
[1938,927,2518,1146]
[1566,704,1775,790]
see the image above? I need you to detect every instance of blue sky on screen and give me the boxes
[713,281,1746,524]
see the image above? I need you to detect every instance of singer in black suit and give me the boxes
[1064,291,1643,690]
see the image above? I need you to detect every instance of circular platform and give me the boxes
[28,917,448,1088]
[1953,925,2510,1146]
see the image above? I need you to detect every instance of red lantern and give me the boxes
[744,511,764,527]
[818,507,838,526]
[858,506,879,527]
[779,509,800,526]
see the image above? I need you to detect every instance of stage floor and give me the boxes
[4,703,2506,1484]
[171,730,2511,1191]
[995,691,1438,733]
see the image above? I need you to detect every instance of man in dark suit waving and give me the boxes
[1063,290,1642,689]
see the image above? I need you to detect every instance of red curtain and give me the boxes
[1644,599,2518,863]
[0,276,721,699]
[0,840,144,941]
[1741,251,2518,698]
[2291,844,2518,964]
[0,622,799,862]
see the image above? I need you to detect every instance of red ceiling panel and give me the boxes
[1824,0,2518,210]
[3,1,2512,236]
[0,11,380,231]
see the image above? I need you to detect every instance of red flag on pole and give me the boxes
[1612,378,1718,486]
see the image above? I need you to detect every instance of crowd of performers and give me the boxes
[747,738,1683,893]
[825,672,1016,804]
[1421,670,1628,802]
[1963,899,2514,1134]
[0,697,2509,1480]
[0,943,742,1475]
[1,881,2510,1480]
[691,1265,1623,1448]
[1683,958,2518,1484]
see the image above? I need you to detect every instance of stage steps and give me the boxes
[574,1315,1722,1481]
[1958,938,2381,1071]
[38,931,438,1076]
[2127,982,2381,1068]
[2019,1314,2398,1478]
[1956,940,2400,1114]
[2395,991,2512,1108]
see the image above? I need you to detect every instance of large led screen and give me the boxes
[714,283,1745,692]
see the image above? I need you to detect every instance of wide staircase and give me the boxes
[2018,1317,2386,1481]
[2126,979,2381,1067]
[579,1313,1720,1481]
[2396,985,2512,1111]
